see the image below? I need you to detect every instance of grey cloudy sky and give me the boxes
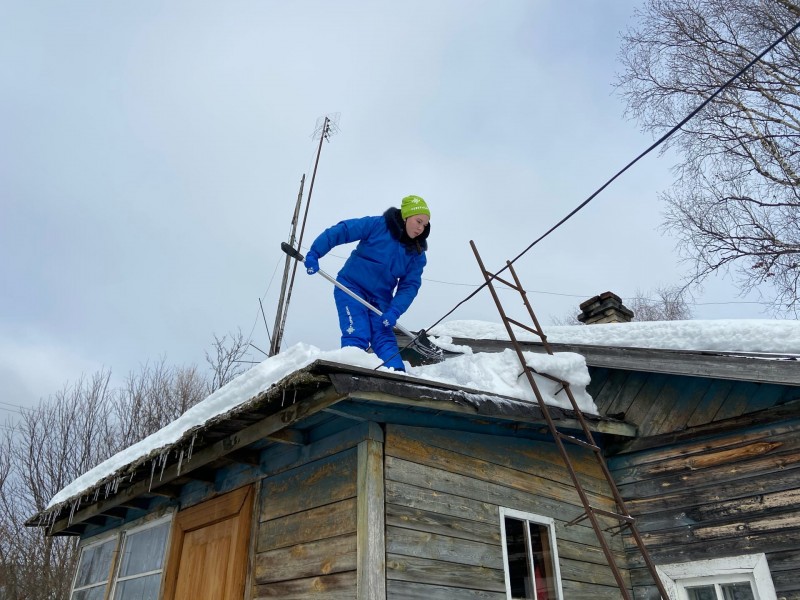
[0,1,778,418]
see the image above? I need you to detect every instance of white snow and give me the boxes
[430,319,800,356]
[47,340,592,509]
[47,317,799,511]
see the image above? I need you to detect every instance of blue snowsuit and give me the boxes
[307,207,429,370]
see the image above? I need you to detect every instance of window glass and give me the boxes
[501,510,562,600]
[113,574,162,600]
[686,586,717,600]
[683,580,756,600]
[118,521,170,577]
[112,519,171,600]
[72,538,115,597]
[72,588,108,600]
[721,582,755,600]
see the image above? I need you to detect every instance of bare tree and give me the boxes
[113,358,207,448]
[0,331,256,599]
[617,0,800,314]
[627,284,693,321]
[205,329,249,393]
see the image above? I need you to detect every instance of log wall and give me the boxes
[384,424,632,599]
[609,414,800,600]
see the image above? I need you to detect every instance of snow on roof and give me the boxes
[430,319,800,356]
[47,342,594,510]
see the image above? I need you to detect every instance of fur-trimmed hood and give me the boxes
[383,207,429,253]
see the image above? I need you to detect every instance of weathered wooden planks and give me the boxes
[254,448,359,598]
[384,424,631,598]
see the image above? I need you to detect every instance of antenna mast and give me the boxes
[269,113,340,356]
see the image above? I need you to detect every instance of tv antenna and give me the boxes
[269,113,340,356]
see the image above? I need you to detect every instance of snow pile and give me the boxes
[430,319,800,356]
[48,342,592,509]
[411,348,595,414]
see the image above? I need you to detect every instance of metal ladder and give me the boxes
[470,241,668,600]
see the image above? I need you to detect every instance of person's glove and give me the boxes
[382,307,400,328]
[304,251,319,275]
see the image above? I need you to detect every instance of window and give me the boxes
[110,517,171,600]
[500,508,563,600]
[71,535,116,600]
[657,554,777,600]
[70,514,172,600]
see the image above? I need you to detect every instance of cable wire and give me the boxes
[423,18,800,333]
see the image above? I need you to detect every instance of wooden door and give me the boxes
[163,486,254,600]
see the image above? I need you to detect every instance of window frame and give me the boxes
[70,510,174,600]
[69,532,118,600]
[499,507,564,600]
[656,553,777,600]
[107,514,173,600]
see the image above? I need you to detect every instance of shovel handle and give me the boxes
[281,242,416,339]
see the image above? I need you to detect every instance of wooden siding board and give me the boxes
[616,435,800,500]
[685,379,735,428]
[386,553,505,592]
[712,381,759,422]
[259,448,357,522]
[605,371,650,420]
[252,571,357,599]
[609,414,800,471]
[385,478,619,560]
[256,497,357,553]
[743,382,790,414]
[629,487,800,532]
[622,374,669,431]
[386,425,611,499]
[647,376,710,436]
[386,503,501,545]
[635,376,686,437]
[624,466,800,515]
[253,533,357,583]
[384,424,631,599]
[386,579,506,600]
[386,525,503,569]
[612,428,797,486]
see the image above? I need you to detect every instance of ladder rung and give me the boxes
[556,432,600,453]
[567,507,635,528]
[506,317,544,338]
[491,273,522,291]
[522,366,568,387]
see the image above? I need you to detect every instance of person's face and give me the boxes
[405,214,430,239]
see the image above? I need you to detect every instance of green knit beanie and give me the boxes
[400,195,431,220]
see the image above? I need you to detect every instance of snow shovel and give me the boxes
[281,242,459,365]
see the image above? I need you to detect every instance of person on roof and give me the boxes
[304,195,431,371]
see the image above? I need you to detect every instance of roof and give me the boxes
[28,359,632,535]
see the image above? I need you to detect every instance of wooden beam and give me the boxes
[265,427,306,445]
[47,386,347,535]
[357,432,386,600]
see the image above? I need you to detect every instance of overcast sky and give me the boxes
[1,1,782,419]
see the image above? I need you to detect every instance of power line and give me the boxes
[423,17,800,332]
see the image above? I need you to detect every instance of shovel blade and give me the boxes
[398,330,462,366]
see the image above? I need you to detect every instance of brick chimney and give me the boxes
[577,291,634,325]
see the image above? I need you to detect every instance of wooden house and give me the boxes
[28,312,800,600]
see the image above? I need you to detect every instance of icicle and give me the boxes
[187,433,196,462]
[159,450,168,481]
[293,388,297,405]
[281,388,285,407]
[149,458,157,492]
[68,499,79,526]
[177,449,185,476]
[93,488,100,502]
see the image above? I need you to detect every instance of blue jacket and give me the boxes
[308,207,429,314]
